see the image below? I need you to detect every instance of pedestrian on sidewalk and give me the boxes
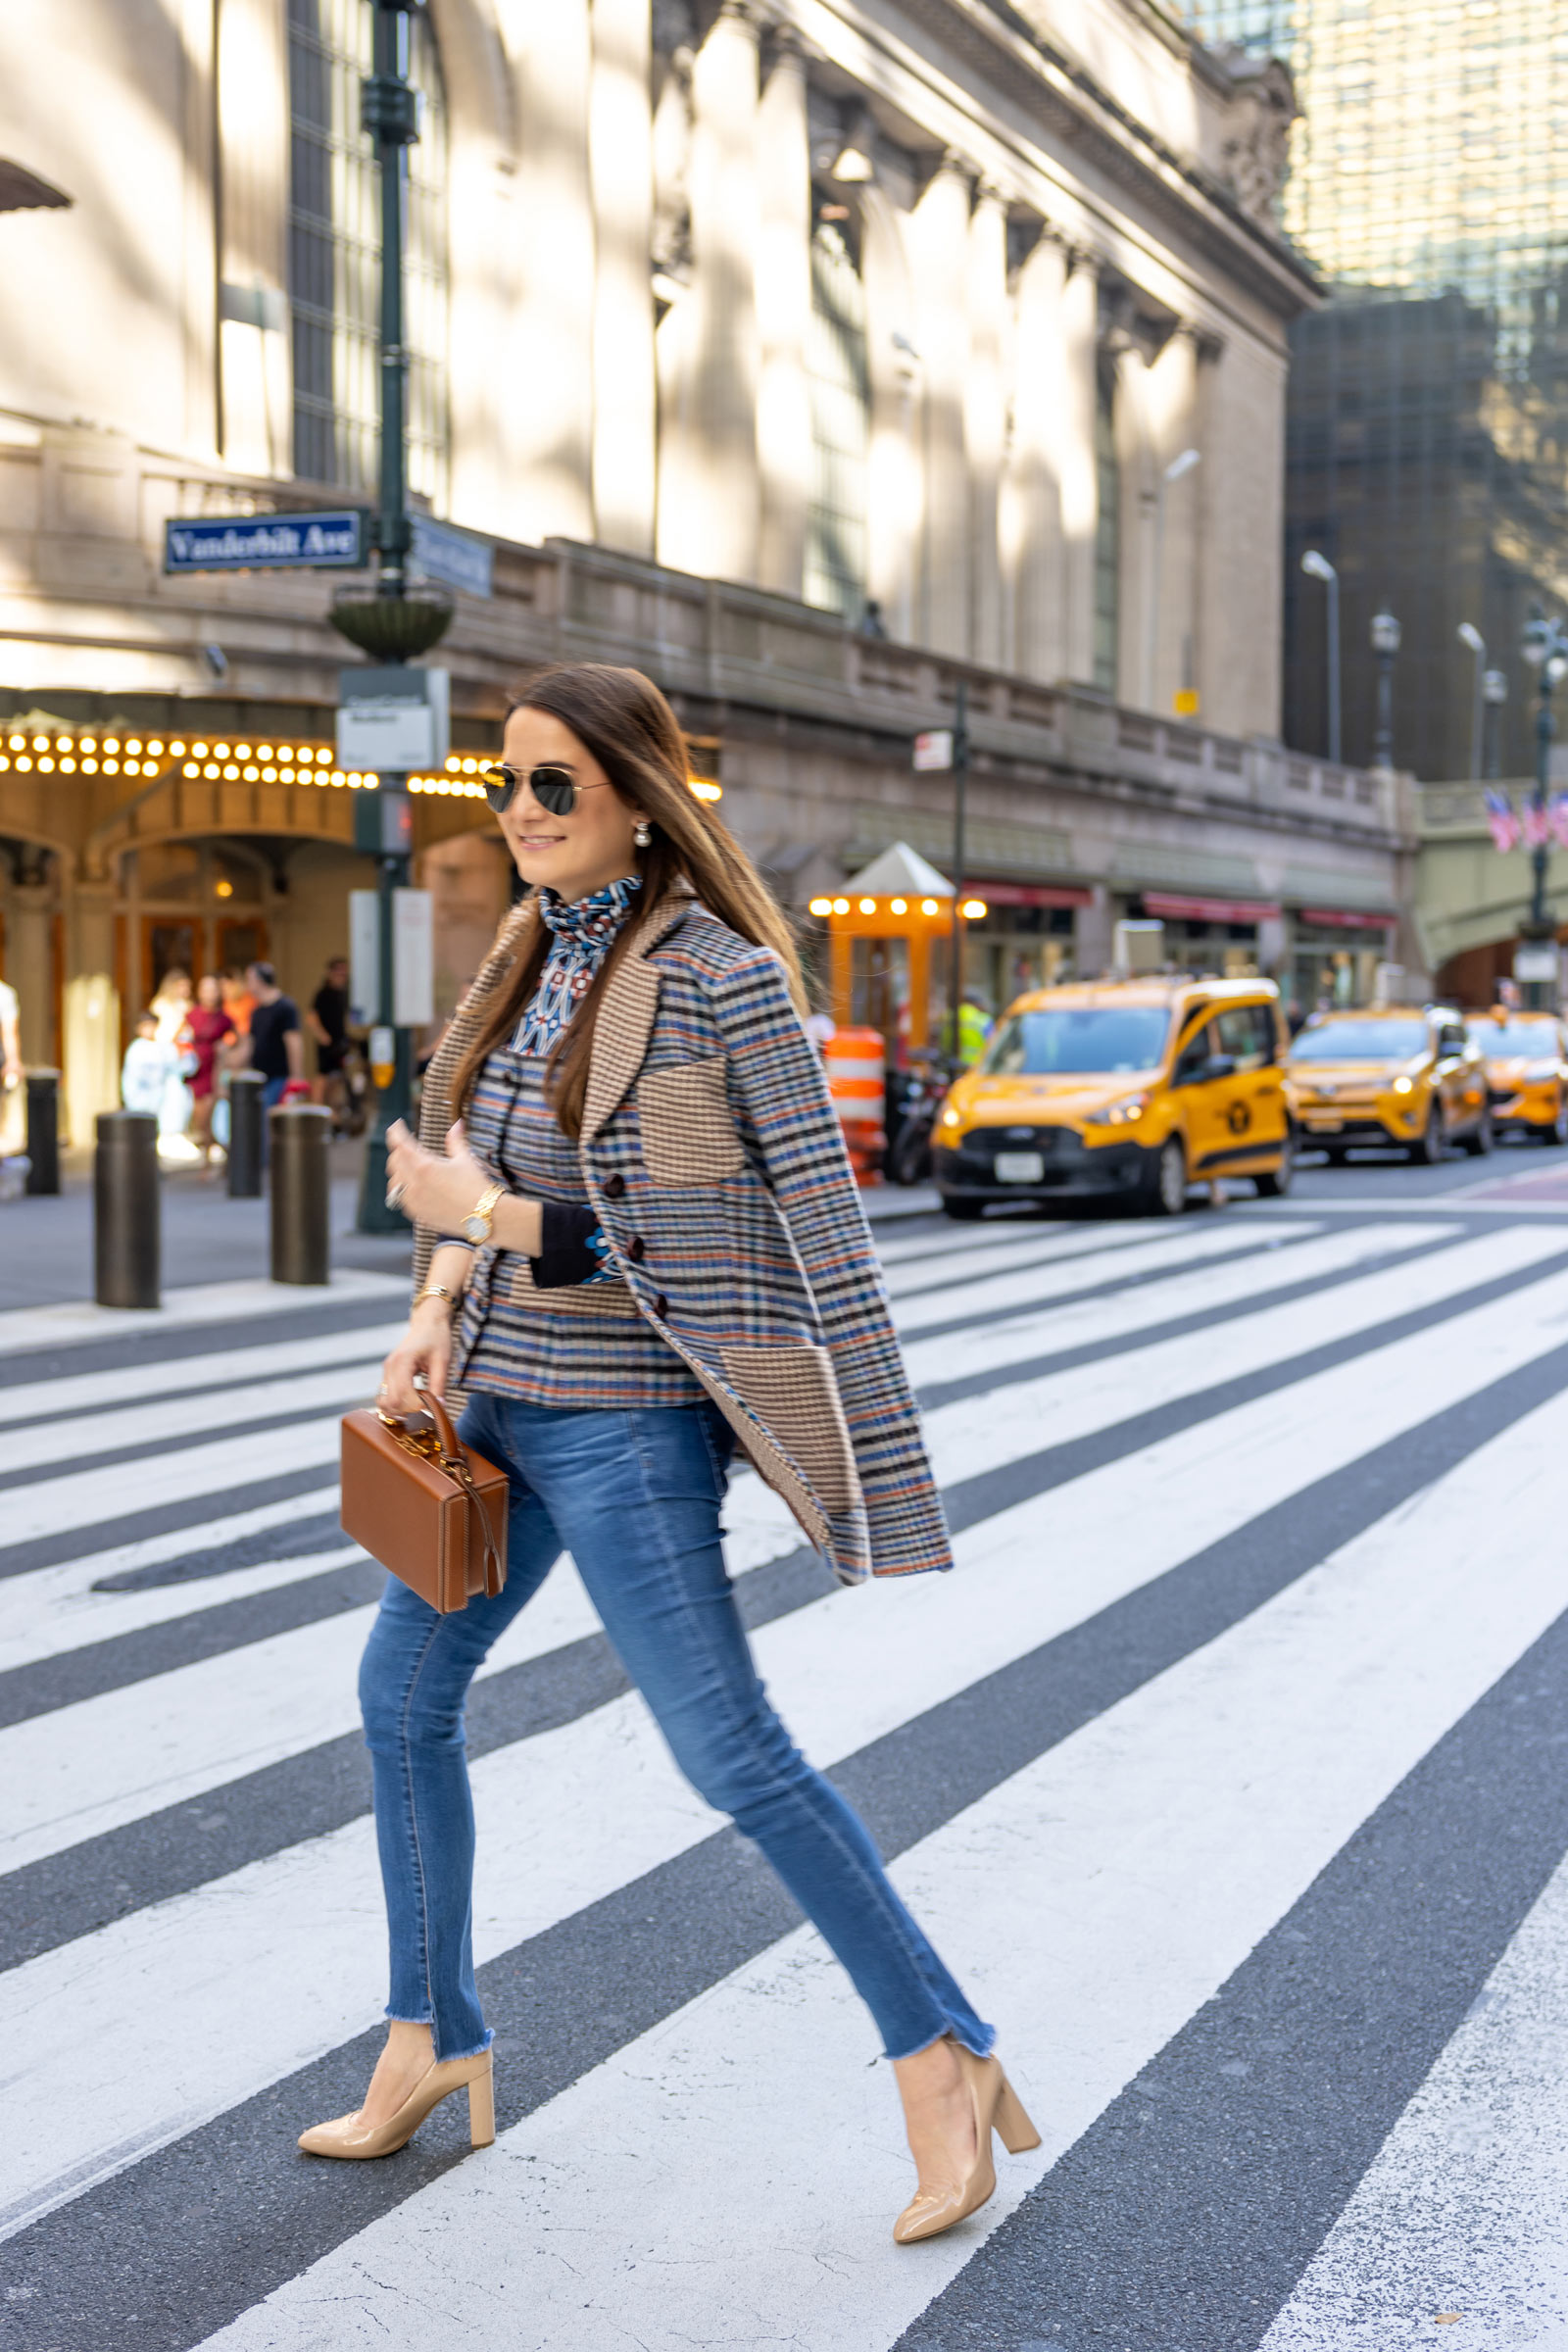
[121,1010,178,1117]
[306,955,351,1121]
[186,974,236,1164]
[302,662,1038,2240]
[238,960,302,1111]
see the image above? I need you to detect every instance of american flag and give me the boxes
[1550,793,1568,850]
[1523,797,1553,851]
[1486,789,1523,852]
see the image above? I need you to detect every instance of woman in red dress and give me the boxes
[187,973,236,1163]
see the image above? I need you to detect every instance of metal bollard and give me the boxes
[24,1068,61,1195]
[270,1104,332,1285]
[228,1070,265,1198]
[94,1110,160,1309]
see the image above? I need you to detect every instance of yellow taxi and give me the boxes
[1466,1008,1568,1146]
[932,976,1293,1219]
[1285,1004,1490,1163]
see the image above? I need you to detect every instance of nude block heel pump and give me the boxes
[893,2044,1041,2244]
[298,2047,496,2161]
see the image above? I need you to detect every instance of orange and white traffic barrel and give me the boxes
[824,1026,886,1187]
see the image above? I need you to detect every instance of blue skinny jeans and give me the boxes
[357,1394,993,2066]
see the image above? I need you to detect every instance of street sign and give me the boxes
[410,514,493,599]
[337,664,450,773]
[913,729,954,772]
[1514,943,1560,984]
[350,885,434,1026]
[163,511,367,573]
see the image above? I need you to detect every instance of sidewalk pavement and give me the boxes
[0,1152,941,1317]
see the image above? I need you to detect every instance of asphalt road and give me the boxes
[4,1142,1568,2351]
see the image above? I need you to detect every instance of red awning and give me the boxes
[1298,907,1396,931]
[968,879,1094,909]
[1144,892,1282,925]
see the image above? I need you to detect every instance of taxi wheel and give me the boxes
[1549,1096,1568,1147]
[1253,1133,1295,1197]
[1412,1106,1446,1165]
[1145,1135,1189,1217]
[1460,1109,1493,1157]
[940,1195,986,1221]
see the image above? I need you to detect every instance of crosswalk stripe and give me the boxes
[902,1217,1458,1389]
[879,1217,1210,1298]
[0,1357,386,1481]
[891,1217,1303,1334]
[0,1270,406,1362]
[10,1265,1568,2233]
[0,1422,342,1553]
[177,1383,1568,2352]
[1,1324,404,1435]
[1257,1850,1568,2352]
[8,1222,1551,1860]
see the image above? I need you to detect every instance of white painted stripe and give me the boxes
[891,1217,1299,1335]
[2,1323,405,1432]
[0,1269,407,1358]
[901,1219,1463,1388]
[878,1215,1282,1298]
[0,1359,385,1479]
[1,1224,1534,1858]
[1258,1851,1568,2352]
[185,1384,1568,2352]
[10,1268,1568,2230]
[0,1420,343,1549]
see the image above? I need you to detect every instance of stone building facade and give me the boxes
[0,0,1410,1135]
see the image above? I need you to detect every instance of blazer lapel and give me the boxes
[418,896,536,1148]
[581,893,690,1143]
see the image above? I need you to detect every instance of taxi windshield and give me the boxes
[983,1005,1172,1076]
[1289,1017,1428,1063]
[1468,1020,1558,1058]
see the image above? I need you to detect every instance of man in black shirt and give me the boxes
[308,956,351,1115]
[243,961,303,1111]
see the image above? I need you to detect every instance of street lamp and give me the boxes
[1147,448,1200,711]
[1483,667,1508,781]
[1518,611,1568,1006]
[1371,607,1400,770]
[1457,621,1486,781]
[1300,549,1341,765]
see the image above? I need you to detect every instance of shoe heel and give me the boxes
[993,2073,1041,2155]
[467,2058,495,2148]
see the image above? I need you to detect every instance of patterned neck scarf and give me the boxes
[513,873,642,1056]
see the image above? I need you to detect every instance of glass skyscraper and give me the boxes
[1184,0,1568,781]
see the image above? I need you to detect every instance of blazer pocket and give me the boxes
[719,1341,859,1514]
[638,1054,747,1187]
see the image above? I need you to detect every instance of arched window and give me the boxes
[806,211,870,617]
[287,0,450,503]
[1093,361,1120,692]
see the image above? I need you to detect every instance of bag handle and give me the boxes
[376,1387,504,1593]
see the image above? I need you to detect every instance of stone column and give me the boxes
[1113,342,1154,708]
[755,32,812,599]
[911,154,972,657]
[590,0,657,553]
[658,1,761,583]
[216,0,290,476]
[7,882,57,1069]
[1147,327,1202,715]
[63,883,120,1152]
[965,183,1007,669]
[1004,231,1067,681]
[503,0,597,542]
[1058,258,1100,686]
[861,186,921,642]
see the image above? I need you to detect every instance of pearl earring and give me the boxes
[633,818,653,849]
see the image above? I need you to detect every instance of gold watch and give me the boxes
[460,1181,506,1246]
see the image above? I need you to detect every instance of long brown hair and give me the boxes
[452,662,806,1140]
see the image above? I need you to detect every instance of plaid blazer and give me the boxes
[415,889,952,1584]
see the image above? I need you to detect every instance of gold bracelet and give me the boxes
[416,1282,459,1310]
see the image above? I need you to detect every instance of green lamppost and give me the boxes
[331,0,454,1234]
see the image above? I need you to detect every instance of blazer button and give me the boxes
[625,1235,646,1262]
[654,1292,668,1318]
[602,1173,626,1200]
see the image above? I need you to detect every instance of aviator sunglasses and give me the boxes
[480,761,611,817]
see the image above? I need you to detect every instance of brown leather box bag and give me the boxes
[341,1390,509,1612]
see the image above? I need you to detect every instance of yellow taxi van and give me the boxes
[1466,1008,1568,1146]
[932,975,1293,1219]
[1285,1004,1490,1162]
